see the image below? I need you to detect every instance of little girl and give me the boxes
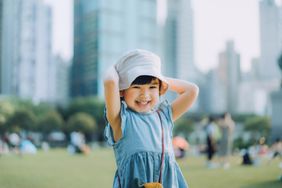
[103,49,199,188]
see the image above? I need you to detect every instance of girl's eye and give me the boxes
[132,86,140,89]
[150,86,158,89]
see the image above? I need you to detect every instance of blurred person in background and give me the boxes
[217,112,235,169]
[205,116,220,168]
[173,136,189,159]
[8,132,21,154]
[268,138,282,163]
[267,138,282,182]
[0,137,6,155]
[251,137,268,166]
[241,148,253,166]
[68,131,90,154]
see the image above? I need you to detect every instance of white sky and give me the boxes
[192,0,260,72]
[43,0,73,61]
[44,0,261,72]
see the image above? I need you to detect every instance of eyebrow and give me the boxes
[150,82,159,85]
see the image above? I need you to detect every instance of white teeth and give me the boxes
[137,101,150,105]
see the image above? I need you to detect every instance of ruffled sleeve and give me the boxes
[158,100,173,122]
[104,101,128,146]
[158,100,174,135]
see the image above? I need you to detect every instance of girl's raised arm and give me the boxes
[167,77,199,121]
[103,66,122,141]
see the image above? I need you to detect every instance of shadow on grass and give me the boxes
[240,180,281,188]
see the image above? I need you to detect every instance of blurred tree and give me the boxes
[67,96,105,141]
[37,111,64,140]
[278,52,282,71]
[173,118,194,140]
[244,116,270,140]
[66,112,97,136]
[0,101,15,134]
[233,137,252,150]
[186,112,207,122]
[278,53,282,87]
[233,113,256,123]
[0,100,14,117]
[6,109,37,133]
[4,97,55,118]
[8,97,34,110]
[56,105,68,121]
[67,97,103,117]
[32,102,54,118]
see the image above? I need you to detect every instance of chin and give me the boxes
[132,106,153,113]
[140,109,151,113]
[134,108,150,113]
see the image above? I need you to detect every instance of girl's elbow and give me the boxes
[188,83,199,97]
[192,84,199,96]
[187,85,199,103]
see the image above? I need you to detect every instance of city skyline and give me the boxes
[193,0,260,72]
[1,0,280,113]
[44,0,278,73]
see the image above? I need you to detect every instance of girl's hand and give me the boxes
[103,66,119,82]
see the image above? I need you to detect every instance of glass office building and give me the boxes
[71,0,162,98]
[0,0,52,102]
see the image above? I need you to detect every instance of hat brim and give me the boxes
[120,66,169,95]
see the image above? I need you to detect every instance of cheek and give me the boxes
[152,91,160,99]
[123,91,138,100]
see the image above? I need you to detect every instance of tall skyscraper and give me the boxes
[217,41,241,113]
[259,0,282,80]
[163,0,196,81]
[50,55,70,105]
[71,0,162,98]
[71,0,98,97]
[203,69,226,113]
[0,0,52,102]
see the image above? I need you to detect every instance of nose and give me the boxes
[139,88,149,100]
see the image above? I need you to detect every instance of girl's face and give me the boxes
[121,79,160,113]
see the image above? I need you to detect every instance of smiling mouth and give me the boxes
[136,100,151,106]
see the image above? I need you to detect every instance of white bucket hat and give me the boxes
[115,49,169,95]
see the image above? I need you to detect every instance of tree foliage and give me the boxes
[6,109,37,132]
[67,97,104,124]
[66,112,97,134]
[37,111,64,134]
[173,117,194,139]
[232,113,256,123]
[6,97,54,118]
[31,102,54,118]
[0,101,15,133]
[244,116,270,139]
[67,96,105,140]
[278,52,282,71]
[0,100,15,117]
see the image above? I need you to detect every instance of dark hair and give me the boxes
[220,113,225,119]
[208,115,215,122]
[120,76,161,100]
[131,75,159,85]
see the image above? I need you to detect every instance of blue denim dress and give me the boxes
[104,100,188,188]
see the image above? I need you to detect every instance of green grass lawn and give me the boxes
[0,148,281,188]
